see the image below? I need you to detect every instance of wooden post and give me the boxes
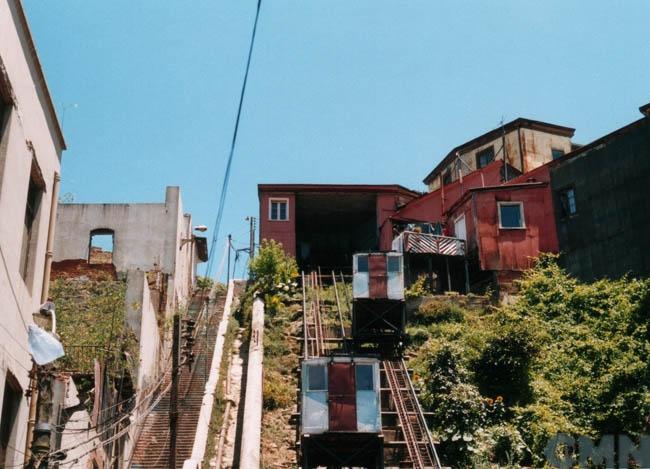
[464,258,470,294]
[445,257,452,292]
[169,314,180,469]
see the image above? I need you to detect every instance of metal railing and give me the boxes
[392,231,466,256]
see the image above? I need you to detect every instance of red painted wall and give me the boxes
[377,194,399,250]
[393,160,504,226]
[259,192,296,256]
[464,184,558,271]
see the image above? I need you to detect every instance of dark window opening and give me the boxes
[355,364,374,391]
[558,187,577,217]
[0,98,9,139]
[89,229,114,264]
[387,256,400,273]
[499,203,524,229]
[0,373,22,466]
[552,148,565,160]
[20,165,44,280]
[442,169,452,186]
[307,365,326,391]
[357,255,369,273]
[269,199,288,221]
[476,146,495,169]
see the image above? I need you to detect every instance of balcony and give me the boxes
[391,231,466,256]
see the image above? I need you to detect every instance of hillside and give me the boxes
[405,255,650,467]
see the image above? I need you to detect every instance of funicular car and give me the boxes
[352,252,406,344]
[300,356,383,468]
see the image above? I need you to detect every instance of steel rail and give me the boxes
[384,359,437,468]
[302,271,308,359]
[401,357,442,468]
[331,270,346,341]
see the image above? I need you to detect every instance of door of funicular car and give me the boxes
[328,362,356,431]
[368,254,388,298]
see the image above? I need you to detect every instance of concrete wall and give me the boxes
[54,187,180,274]
[0,1,64,466]
[53,186,199,315]
[125,270,163,392]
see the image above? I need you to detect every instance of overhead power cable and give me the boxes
[205,0,263,277]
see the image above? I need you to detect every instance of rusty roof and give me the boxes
[422,117,575,184]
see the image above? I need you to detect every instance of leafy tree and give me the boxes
[248,239,298,314]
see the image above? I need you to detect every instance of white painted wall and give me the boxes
[0,1,64,466]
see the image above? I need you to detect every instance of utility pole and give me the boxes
[226,234,232,284]
[169,314,180,469]
[247,216,256,260]
[501,117,509,181]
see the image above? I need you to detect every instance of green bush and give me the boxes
[472,319,541,405]
[405,274,432,298]
[416,301,466,324]
[263,369,293,410]
[248,239,299,315]
[196,275,214,292]
[408,255,650,467]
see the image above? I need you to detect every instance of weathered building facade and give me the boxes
[550,105,650,281]
[422,118,575,191]
[50,186,207,466]
[0,0,66,465]
[258,184,418,271]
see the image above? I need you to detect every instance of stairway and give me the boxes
[130,293,226,468]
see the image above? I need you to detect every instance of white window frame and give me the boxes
[453,213,467,241]
[268,197,289,221]
[497,201,526,229]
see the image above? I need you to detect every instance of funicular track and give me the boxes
[299,269,440,468]
[383,359,440,469]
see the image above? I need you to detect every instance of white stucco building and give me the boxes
[0,0,66,466]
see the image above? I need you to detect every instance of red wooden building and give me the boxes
[258,184,418,271]
[388,160,559,295]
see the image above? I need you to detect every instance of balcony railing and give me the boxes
[392,231,466,256]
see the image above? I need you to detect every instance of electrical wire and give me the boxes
[205,0,263,277]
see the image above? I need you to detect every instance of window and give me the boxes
[357,255,368,273]
[0,97,9,139]
[558,187,577,217]
[89,229,115,264]
[476,146,495,169]
[269,198,288,221]
[442,169,452,186]
[498,202,525,229]
[552,148,565,160]
[20,163,45,280]
[355,364,374,391]
[307,365,326,391]
[0,373,22,466]
[387,256,400,273]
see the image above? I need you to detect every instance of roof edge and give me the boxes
[14,0,66,150]
[257,183,421,198]
[423,117,575,184]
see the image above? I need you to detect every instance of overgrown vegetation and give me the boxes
[196,275,214,292]
[408,254,650,467]
[51,278,138,375]
[239,239,301,467]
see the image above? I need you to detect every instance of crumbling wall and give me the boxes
[53,187,182,275]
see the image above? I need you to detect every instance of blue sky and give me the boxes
[24,0,650,278]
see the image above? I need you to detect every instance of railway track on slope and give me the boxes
[302,270,348,358]
[383,359,441,469]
